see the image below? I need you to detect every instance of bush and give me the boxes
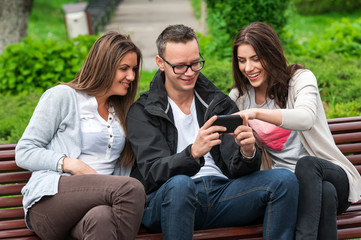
[0,92,41,144]
[284,17,361,58]
[293,0,361,15]
[0,34,99,95]
[204,0,290,59]
[287,54,361,108]
[201,58,233,94]
[326,100,361,119]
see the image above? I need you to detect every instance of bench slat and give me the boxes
[329,122,361,133]
[337,143,361,154]
[0,150,16,161]
[0,184,25,196]
[338,226,361,239]
[0,195,23,208]
[0,219,27,231]
[337,214,361,228]
[328,116,361,124]
[0,227,37,239]
[333,132,361,144]
[0,160,20,171]
[0,172,32,184]
[0,208,25,219]
[0,144,16,151]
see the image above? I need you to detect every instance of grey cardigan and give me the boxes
[15,85,126,229]
[229,69,361,203]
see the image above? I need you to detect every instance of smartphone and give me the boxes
[211,115,243,133]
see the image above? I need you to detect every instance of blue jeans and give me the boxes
[295,156,350,240]
[142,169,298,240]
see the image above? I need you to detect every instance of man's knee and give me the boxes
[163,175,196,197]
[268,169,299,198]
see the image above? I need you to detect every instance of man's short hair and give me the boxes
[156,24,198,57]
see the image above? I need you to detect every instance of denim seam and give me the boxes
[219,186,272,202]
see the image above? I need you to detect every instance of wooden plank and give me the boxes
[338,226,361,240]
[328,116,361,124]
[333,132,361,144]
[0,172,32,184]
[0,150,15,161]
[0,228,37,239]
[0,208,25,219]
[329,122,361,133]
[0,219,27,231]
[0,195,23,208]
[0,144,16,151]
[0,184,25,196]
[337,143,361,154]
[0,160,20,171]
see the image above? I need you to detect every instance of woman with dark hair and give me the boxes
[230,22,361,240]
[15,32,146,240]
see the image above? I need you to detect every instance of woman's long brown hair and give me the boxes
[232,22,304,108]
[64,32,142,167]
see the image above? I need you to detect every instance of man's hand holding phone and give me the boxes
[211,114,255,158]
[191,116,225,162]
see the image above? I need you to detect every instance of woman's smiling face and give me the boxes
[237,43,268,90]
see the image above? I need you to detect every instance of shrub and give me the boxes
[284,17,361,58]
[325,100,361,119]
[287,54,361,105]
[0,92,41,144]
[201,58,233,94]
[204,0,290,59]
[0,34,99,95]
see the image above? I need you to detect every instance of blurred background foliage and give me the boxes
[1,0,361,143]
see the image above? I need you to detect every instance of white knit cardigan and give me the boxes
[229,69,361,203]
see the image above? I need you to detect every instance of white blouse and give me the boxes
[76,91,126,175]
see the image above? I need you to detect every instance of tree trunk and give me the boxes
[0,0,33,53]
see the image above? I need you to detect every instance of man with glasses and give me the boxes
[126,24,298,240]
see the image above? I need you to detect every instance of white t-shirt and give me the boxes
[244,88,308,172]
[76,91,130,175]
[168,96,227,179]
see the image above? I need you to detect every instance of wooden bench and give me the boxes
[1,116,361,240]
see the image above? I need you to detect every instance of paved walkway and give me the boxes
[105,0,205,70]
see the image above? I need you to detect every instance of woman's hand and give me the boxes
[234,109,258,122]
[235,108,282,126]
[63,157,98,175]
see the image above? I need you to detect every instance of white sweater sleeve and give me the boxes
[280,70,319,131]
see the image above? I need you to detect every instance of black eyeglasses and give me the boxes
[161,53,205,74]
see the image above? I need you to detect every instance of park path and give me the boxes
[105,0,205,70]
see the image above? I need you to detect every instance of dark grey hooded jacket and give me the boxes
[127,70,261,194]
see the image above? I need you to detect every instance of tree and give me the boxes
[0,0,34,53]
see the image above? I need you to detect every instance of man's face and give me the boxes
[157,39,201,96]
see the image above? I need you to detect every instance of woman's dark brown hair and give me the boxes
[232,22,304,108]
[64,31,142,167]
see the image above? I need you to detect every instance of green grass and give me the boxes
[27,0,77,41]
[286,9,361,43]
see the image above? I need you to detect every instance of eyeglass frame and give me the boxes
[160,53,205,74]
